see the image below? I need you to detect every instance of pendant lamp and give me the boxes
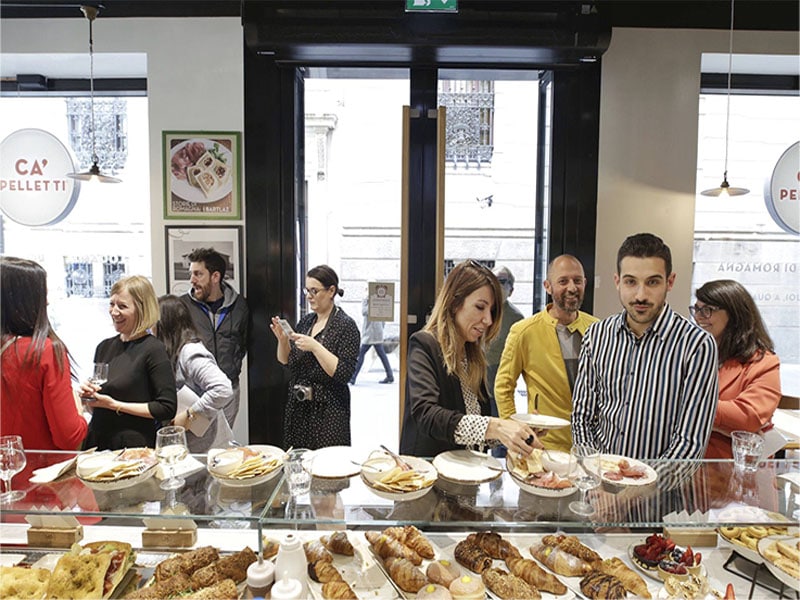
[67,5,121,183]
[701,0,747,197]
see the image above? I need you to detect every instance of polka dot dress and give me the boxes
[284,306,360,450]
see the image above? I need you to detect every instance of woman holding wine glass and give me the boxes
[79,275,177,450]
[1,256,87,451]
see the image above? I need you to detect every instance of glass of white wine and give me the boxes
[156,426,188,491]
[90,362,109,387]
[0,435,27,504]
[568,444,601,517]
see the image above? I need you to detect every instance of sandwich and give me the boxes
[46,541,135,599]
[0,565,51,600]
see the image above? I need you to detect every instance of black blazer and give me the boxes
[399,330,491,457]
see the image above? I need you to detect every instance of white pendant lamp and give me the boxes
[701,0,748,197]
[67,5,121,184]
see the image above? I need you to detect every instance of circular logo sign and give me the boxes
[0,128,80,226]
[764,141,799,236]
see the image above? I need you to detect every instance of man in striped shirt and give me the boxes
[572,233,718,460]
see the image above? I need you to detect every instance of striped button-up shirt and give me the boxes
[572,304,718,460]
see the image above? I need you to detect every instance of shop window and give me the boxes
[102,256,127,297]
[64,258,94,298]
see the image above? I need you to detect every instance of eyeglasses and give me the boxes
[304,287,329,297]
[467,259,493,275]
[689,305,721,319]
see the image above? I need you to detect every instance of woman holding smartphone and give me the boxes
[270,265,359,450]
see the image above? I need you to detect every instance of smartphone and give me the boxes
[277,318,295,337]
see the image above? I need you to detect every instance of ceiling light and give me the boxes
[701,0,748,197]
[67,5,121,184]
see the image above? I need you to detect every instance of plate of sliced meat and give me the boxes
[593,454,657,486]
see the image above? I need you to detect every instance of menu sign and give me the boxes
[0,128,79,226]
[764,141,799,236]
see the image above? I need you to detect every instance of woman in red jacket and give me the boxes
[1,257,87,451]
[692,279,781,458]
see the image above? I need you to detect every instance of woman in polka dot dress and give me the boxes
[271,265,359,450]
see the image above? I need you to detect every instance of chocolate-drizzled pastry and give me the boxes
[579,572,627,599]
[468,532,519,560]
[454,538,493,574]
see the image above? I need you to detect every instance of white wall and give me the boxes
[595,27,799,318]
[1,16,249,441]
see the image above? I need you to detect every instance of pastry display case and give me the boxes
[1,449,798,598]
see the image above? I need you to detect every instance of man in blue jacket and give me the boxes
[180,247,249,428]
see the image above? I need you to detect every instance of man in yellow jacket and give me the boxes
[494,255,598,452]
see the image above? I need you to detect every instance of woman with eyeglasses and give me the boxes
[691,279,781,458]
[399,259,540,457]
[270,265,359,449]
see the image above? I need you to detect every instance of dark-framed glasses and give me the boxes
[689,304,720,319]
[304,287,328,297]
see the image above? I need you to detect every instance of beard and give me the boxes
[553,291,583,313]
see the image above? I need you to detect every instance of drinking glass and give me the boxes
[0,435,27,504]
[285,448,314,497]
[568,444,601,516]
[731,431,763,472]
[156,426,188,490]
[89,362,109,387]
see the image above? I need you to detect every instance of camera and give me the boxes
[292,384,313,402]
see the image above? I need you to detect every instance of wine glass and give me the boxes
[0,435,27,504]
[90,362,109,387]
[156,426,188,491]
[568,444,601,516]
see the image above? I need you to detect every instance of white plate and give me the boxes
[593,454,658,486]
[758,535,800,591]
[360,452,437,502]
[169,138,234,204]
[717,516,798,564]
[505,455,576,498]
[310,446,362,479]
[207,444,284,487]
[0,554,26,567]
[79,463,157,491]
[510,413,571,430]
[432,450,502,484]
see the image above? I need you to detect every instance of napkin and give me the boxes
[29,456,78,484]
[155,454,205,480]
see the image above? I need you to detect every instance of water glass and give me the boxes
[285,448,314,497]
[731,431,763,472]
[0,435,27,504]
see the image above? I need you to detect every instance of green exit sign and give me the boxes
[406,0,458,12]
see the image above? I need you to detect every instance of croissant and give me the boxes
[383,525,435,559]
[579,572,627,600]
[321,532,355,556]
[505,554,567,595]
[308,559,344,584]
[468,531,520,560]
[530,543,593,577]
[322,580,358,599]
[482,567,541,600]
[454,539,493,574]
[304,539,334,563]
[384,556,429,593]
[541,534,601,564]
[365,531,422,565]
[597,557,651,599]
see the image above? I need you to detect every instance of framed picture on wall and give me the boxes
[162,131,242,219]
[165,226,243,295]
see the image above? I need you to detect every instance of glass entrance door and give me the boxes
[299,67,544,456]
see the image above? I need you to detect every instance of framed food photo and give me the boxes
[165,226,243,295]
[163,131,242,219]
